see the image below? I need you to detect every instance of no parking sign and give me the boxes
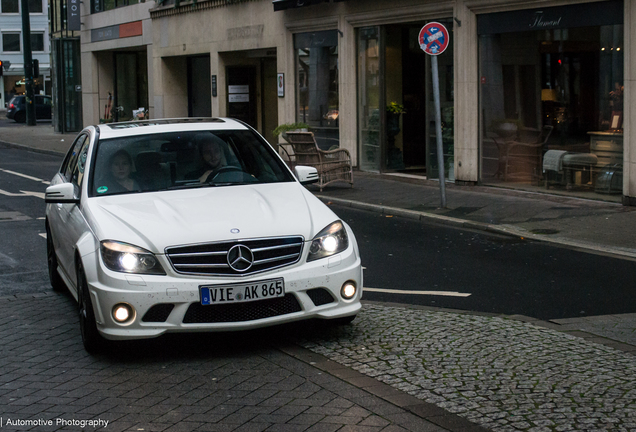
[419,22,449,56]
[418,21,449,207]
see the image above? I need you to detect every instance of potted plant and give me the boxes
[386,102,406,137]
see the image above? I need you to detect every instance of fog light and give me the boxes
[112,303,135,324]
[341,281,357,300]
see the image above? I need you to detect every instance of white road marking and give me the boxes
[0,168,50,184]
[20,190,45,199]
[39,233,47,239]
[0,189,45,199]
[364,287,471,297]
[0,189,23,197]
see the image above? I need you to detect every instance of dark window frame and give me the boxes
[2,33,21,52]
[1,0,19,13]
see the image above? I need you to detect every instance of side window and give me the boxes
[71,137,91,189]
[62,134,87,181]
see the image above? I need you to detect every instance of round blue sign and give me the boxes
[419,22,450,56]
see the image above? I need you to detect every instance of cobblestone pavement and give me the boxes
[551,314,636,347]
[298,304,636,432]
[0,292,467,432]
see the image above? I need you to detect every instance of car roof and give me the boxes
[95,118,251,140]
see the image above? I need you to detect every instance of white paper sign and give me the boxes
[229,94,249,103]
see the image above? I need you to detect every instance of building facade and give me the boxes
[0,0,51,109]
[79,0,636,205]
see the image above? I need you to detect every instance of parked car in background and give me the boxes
[45,118,362,353]
[6,95,52,123]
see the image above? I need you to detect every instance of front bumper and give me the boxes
[82,243,362,340]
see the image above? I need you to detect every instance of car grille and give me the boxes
[306,288,335,306]
[166,236,304,276]
[182,294,302,323]
[142,304,175,322]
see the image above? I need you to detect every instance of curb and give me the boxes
[317,195,636,261]
[361,300,636,355]
[279,342,489,432]
[0,138,66,157]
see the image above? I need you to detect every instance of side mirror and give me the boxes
[45,183,80,204]
[294,166,319,185]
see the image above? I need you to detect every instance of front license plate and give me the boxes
[200,278,285,305]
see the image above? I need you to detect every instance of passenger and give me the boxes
[97,149,141,194]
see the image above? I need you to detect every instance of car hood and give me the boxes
[84,182,337,253]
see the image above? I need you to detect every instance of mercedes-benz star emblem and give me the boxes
[227,244,254,272]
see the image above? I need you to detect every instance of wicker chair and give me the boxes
[279,131,353,191]
[504,125,553,182]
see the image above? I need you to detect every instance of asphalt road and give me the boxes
[331,204,636,320]
[2,143,636,322]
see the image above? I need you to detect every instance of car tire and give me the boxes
[46,225,66,292]
[14,111,26,123]
[77,263,106,354]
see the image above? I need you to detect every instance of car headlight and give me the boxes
[100,241,166,275]
[307,221,349,262]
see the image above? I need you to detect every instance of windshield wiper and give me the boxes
[210,182,254,187]
[167,182,219,190]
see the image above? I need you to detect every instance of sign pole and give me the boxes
[20,0,36,126]
[419,21,449,208]
[431,55,446,208]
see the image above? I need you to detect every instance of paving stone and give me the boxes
[297,304,636,431]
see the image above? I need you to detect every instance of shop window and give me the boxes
[1,0,18,12]
[2,33,20,52]
[294,30,339,150]
[356,23,454,177]
[479,1,623,200]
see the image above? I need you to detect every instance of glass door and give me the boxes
[358,27,383,172]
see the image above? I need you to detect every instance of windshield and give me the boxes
[90,130,295,197]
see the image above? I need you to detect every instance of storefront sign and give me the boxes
[67,0,81,31]
[477,0,623,34]
[419,22,449,56]
[227,25,264,40]
[91,25,119,42]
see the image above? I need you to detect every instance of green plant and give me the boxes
[386,102,406,114]
[272,122,310,137]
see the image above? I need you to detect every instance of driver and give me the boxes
[186,135,228,183]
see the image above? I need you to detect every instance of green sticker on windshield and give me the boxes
[97,186,108,194]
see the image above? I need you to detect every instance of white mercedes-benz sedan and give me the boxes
[45,118,362,352]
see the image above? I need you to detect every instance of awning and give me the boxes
[273,0,345,12]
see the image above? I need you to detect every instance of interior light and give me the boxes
[601,47,606,51]
[617,47,621,51]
